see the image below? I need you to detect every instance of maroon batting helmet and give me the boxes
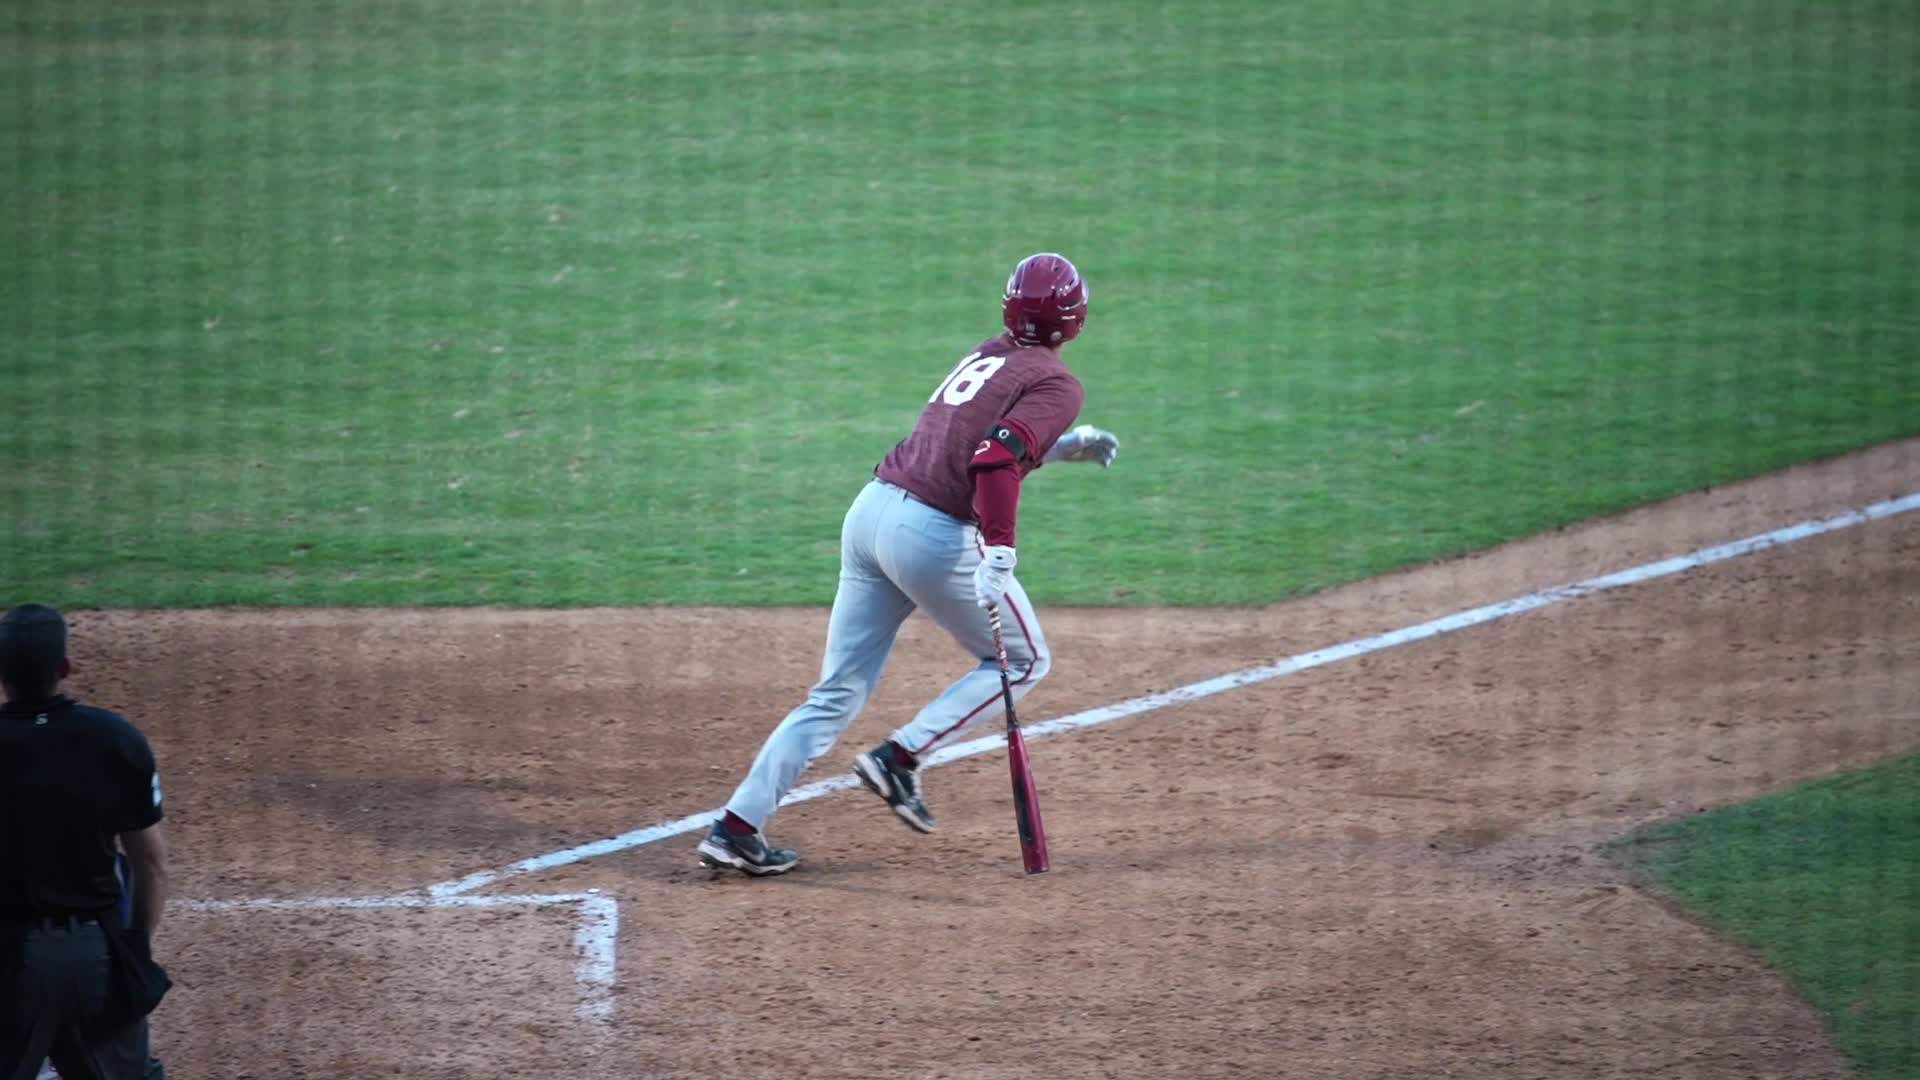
[1002,253,1088,346]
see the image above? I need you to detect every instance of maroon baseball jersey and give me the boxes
[874,333,1085,522]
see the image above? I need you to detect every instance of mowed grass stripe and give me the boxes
[4,0,1917,606]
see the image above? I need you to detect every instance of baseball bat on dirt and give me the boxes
[987,602,1050,875]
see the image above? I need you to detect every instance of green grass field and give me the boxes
[1609,755,1920,1080]
[5,0,1918,607]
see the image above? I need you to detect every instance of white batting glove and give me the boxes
[1044,424,1120,468]
[973,545,1017,609]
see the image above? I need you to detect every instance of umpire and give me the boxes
[2,604,170,1079]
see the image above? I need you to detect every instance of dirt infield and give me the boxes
[64,440,1919,1078]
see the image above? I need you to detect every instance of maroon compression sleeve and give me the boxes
[972,465,1022,547]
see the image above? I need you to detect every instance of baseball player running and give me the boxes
[698,253,1119,876]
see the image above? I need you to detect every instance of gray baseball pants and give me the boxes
[724,480,1050,828]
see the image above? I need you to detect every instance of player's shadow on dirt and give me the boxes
[666,835,1363,898]
[710,870,1002,909]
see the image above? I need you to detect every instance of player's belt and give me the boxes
[884,481,963,521]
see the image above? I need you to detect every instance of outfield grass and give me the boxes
[4,0,1917,607]
[1608,754,1920,1080]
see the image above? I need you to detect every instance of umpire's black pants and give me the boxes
[1,918,162,1080]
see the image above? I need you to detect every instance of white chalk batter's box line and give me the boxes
[177,490,1920,1031]
[173,892,619,1023]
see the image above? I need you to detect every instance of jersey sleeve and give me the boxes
[1002,370,1085,468]
[111,723,164,833]
[964,370,1086,475]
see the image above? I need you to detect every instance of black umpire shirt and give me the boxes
[0,696,163,922]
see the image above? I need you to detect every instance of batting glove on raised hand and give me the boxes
[973,545,1017,609]
[1044,424,1120,468]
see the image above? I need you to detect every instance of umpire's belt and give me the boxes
[4,913,102,932]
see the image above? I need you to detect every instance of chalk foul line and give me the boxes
[421,490,1920,898]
